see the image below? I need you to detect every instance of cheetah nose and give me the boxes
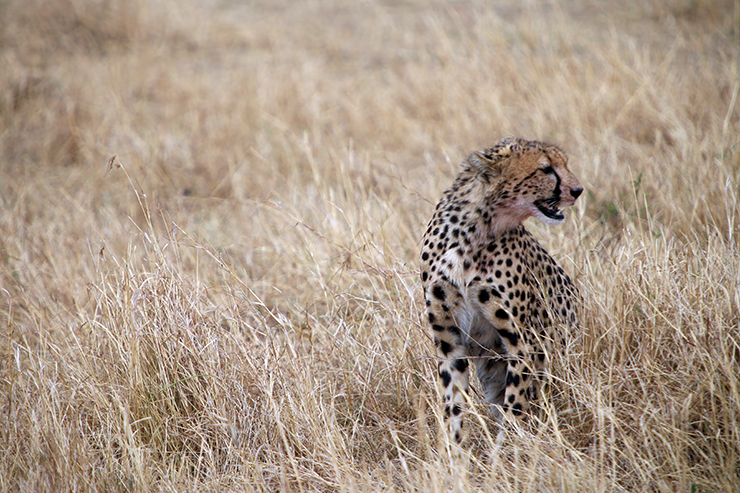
[570,188,583,199]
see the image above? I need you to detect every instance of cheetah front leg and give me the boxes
[483,307,537,421]
[425,279,469,445]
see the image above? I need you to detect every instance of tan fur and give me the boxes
[420,137,582,445]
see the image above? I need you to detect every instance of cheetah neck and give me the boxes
[430,179,528,288]
[443,176,526,241]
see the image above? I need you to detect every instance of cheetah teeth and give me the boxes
[535,200,564,221]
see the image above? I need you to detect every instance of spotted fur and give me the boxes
[420,137,582,445]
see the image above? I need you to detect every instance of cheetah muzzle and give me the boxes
[420,136,582,447]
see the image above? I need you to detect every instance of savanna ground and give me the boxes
[1,0,739,491]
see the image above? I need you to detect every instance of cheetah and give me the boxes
[420,136,582,445]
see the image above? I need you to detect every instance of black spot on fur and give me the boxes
[439,340,452,355]
[440,369,452,388]
[506,373,520,387]
[453,358,468,372]
[479,289,490,303]
[432,285,446,301]
[499,329,518,346]
[495,309,509,319]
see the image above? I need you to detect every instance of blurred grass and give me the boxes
[1,0,739,491]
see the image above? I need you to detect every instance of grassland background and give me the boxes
[1,0,739,491]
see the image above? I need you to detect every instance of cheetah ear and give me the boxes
[468,150,506,184]
[493,136,522,157]
[469,137,523,183]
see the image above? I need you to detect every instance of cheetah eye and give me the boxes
[540,165,555,175]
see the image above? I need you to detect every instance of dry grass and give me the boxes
[1,0,739,491]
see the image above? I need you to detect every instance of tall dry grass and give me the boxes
[1,0,739,491]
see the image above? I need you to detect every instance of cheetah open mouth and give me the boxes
[534,198,564,221]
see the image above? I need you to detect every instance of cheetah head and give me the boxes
[468,137,583,229]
